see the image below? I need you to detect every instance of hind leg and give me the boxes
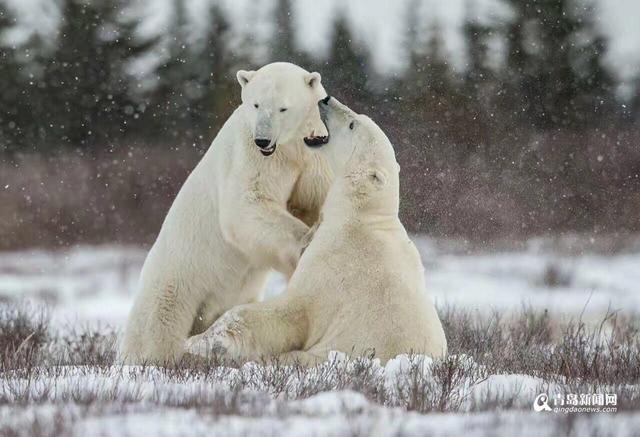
[119,298,152,364]
[189,269,269,337]
[186,296,307,363]
[130,281,200,365]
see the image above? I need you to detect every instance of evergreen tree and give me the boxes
[461,5,503,146]
[463,7,494,99]
[147,1,239,143]
[504,0,615,129]
[148,0,193,140]
[188,4,237,138]
[399,1,455,106]
[402,17,463,132]
[631,80,640,122]
[571,11,617,122]
[499,12,528,125]
[420,23,455,98]
[0,3,55,152]
[325,13,370,104]
[270,0,313,67]
[0,5,24,152]
[39,0,138,149]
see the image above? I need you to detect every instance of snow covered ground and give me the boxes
[0,237,638,328]
[0,352,637,436]
[0,237,638,436]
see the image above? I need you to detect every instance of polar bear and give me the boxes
[186,96,447,365]
[119,62,333,364]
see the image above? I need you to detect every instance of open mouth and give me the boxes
[259,144,276,156]
[305,96,331,148]
[303,135,329,148]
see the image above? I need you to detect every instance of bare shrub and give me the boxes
[58,327,118,366]
[549,311,640,384]
[0,147,201,250]
[0,301,637,432]
[2,127,640,250]
[0,303,50,371]
[439,304,640,384]
[392,354,487,413]
[541,263,573,288]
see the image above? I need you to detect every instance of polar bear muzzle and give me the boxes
[254,138,276,156]
[303,96,332,148]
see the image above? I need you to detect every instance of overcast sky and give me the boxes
[4,0,640,83]
[291,0,640,82]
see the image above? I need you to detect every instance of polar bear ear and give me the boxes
[346,166,388,193]
[305,72,322,89]
[366,167,388,189]
[236,70,256,88]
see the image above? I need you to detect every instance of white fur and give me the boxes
[186,97,447,365]
[119,63,333,364]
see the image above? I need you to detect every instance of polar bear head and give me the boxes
[309,96,400,215]
[237,62,329,156]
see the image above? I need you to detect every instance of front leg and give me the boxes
[299,212,322,257]
[220,194,309,277]
[186,297,307,363]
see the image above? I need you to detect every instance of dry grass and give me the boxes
[2,126,640,251]
[443,305,640,385]
[0,147,202,250]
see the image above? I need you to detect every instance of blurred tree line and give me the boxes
[0,0,639,244]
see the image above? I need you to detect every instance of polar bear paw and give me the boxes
[185,309,247,359]
[185,334,231,358]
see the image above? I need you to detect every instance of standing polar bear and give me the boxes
[187,96,447,365]
[119,63,333,364]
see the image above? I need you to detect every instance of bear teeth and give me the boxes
[260,146,276,156]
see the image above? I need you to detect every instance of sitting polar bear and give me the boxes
[186,96,447,365]
[119,62,333,364]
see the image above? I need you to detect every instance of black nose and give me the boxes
[318,97,330,126]
[254,139,271,149]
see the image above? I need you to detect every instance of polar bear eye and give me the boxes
[279,108,288,113]
[349,121,355,130]
[254,103,259,109]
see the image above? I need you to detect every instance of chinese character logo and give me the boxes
[533,393,552,412]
